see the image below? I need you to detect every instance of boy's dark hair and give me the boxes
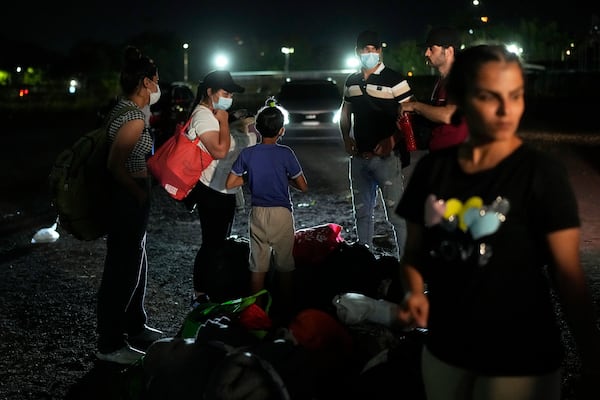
[255,105,284,138]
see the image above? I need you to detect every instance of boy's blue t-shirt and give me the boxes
[231,143,303,211]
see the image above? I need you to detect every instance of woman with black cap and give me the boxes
[181,70,250,306]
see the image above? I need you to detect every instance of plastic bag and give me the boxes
[333,292,398,326]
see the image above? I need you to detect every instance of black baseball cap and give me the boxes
[424,27,461,49]
[356,30,381,49]
[202,70,245,93]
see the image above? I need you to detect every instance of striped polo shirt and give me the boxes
[343,63,412,153]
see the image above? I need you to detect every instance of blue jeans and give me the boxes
[349,154,406,260]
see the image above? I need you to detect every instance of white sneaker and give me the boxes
[95,345,145,365]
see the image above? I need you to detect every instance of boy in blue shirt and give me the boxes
[226,101,308,316]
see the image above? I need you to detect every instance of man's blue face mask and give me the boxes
[360,53,380,69]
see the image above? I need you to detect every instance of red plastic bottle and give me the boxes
[398,113,417,152]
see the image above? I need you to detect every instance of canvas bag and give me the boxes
[147,116,213,200]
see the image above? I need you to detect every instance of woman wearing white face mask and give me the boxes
[96,46,164,365]
[182,70,248,305]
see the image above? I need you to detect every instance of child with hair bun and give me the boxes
[226,99,308,319]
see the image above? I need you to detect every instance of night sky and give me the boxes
[2,0,596,53]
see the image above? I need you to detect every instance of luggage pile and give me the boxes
[124,223,427,400]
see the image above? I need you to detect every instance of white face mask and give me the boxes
[149,81,161,106]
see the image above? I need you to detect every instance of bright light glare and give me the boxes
[280,107,290,125]
[68,79,79,94]
[332,109,341,124]
[506,43,523,56]
[213,53,229,69]
[346,56,360,69]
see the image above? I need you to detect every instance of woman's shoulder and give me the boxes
[107,100,144,133]
[189,105,218,136]
[188,105,212,124]
[191,104,212,118]
[109,99,144,119]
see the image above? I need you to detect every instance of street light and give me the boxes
[281,46,294,76]
[182,43,189,82]
[213,53,230,69]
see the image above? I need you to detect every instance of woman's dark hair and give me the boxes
[189,75,222,114]
[445,44,524,125]
[190,80,212,116]
[190,83,206,115]
[255,104,284,138]
[119,45,158,96]
[446,44,524,105]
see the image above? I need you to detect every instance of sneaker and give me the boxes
[128,325,164,343]
[96,345,145,365]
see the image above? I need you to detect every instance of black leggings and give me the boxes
[188,182,236,292]
[97,178,150,353]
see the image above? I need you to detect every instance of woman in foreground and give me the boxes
[395,44,600,399]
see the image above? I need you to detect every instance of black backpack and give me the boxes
[194,236,252,303]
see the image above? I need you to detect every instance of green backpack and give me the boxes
[48,106,135,240]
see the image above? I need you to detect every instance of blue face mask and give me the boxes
[360,53,380,69]
[213,96,233,111]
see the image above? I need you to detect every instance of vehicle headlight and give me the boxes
[332,109,341,124]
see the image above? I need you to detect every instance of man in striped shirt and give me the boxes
[339,30,414,260]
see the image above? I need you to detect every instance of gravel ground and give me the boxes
[0,111,599,399]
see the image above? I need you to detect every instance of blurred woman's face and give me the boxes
[464,61,525,142]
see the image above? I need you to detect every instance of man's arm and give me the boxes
[339,101,356,155]
[400,100,457,125]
